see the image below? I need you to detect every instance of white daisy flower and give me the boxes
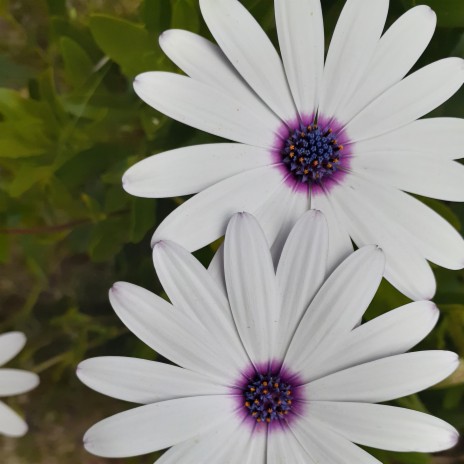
[123,0,464,302]
[78,211,459,462]
[0,332,39,437]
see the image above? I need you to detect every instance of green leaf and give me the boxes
[171,0,200,32]
[60,37,94,88]
[89,15,159,77]
[421,1,464,28]
[7,164,52,198]
[140,0,171,33]
[130,197,156,243]
[88,217,127,262]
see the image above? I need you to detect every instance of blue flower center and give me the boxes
[281,123,344,185]
[243,372,293,423]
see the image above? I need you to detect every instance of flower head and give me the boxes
[78,211,459,461]
[0,332,39,437]
[124,0,464,301]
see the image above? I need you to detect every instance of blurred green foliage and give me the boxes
[0,0,463,463]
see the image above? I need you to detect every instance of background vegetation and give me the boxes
[0,0,463,462]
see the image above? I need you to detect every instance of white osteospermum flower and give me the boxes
[124,0,464,302]
[0,332,39,437]
[78,211,459,462]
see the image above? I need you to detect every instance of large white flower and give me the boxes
[78,211,459,462]
[0,332,39,437]
[124,0,464,301]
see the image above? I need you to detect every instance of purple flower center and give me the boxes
[242,372,294,424]
[281,122,345,185]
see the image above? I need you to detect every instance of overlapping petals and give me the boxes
[0,332,39,437]
[79,211,459,461]
[125,0,464,301]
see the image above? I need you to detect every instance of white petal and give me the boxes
[268,427,312,463]
[0,332,26,367]
[319,0,389,120]
[285,246,385,379]
[208,244,227,296]
[352,154,464,201]
[156,421,248,463]
[109,282,238,383]
[309,402,459,453]
[159,29,281,128]
[0,369,39,397]
[0,401,27,437]
[332,178,437,300]
[200,0,296,121]
[253,182,310,263]
[83,396,233,458]
[224,212,280,363]
[152,240,248,370]
[311,192,354,273]
[134,72,277,148]
[77,357,226,404]
[152,166,284,251]
[306,351,459,402]
[292,417,381,463]
[355,117,464,160]
[276,210,328,358]
[309,301,439,381]
[123,144,274,198]
[339,174,464,271]
[347,58,464,141]
[274,0,324,117]
[340,5,436,122]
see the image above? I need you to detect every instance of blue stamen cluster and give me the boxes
[281,123,343,185]
[243,372,293,423]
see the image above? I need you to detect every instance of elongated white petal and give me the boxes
[309,402,459,453]
[123,144,274,198]
[340,174,464,271]
[0,401,27,437]
[319,0,389,120]
[292,417,381,463]
[276,210,328,358]
[208,244,227,296]
[311,192,354,273]
[134,72,277,148]
[341,6,436,122]
[0,369,39,397]
[109,282,237,383]
[286,246,384,378]
[253,182,310,263]
[77,357,226,404]
[309,301,439,381]
[306,351,459,402]
[332,178,437,300]
[0,332,26,367]
[353,154,464,201]
[268,427,312,463]
[152,166,284,251]
[159,29,281,128]
[83,396,233,458]
[156,421,248,463]
[200,0,296,121]
[153,240,247,369]
[274,0,324,117]
[224,213,280,363]
[355,118,464,160]
[347,58,464,141]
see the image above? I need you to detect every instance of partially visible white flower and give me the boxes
[0,332,39,437]
[78,211,459,462]
[124,0,464,302]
